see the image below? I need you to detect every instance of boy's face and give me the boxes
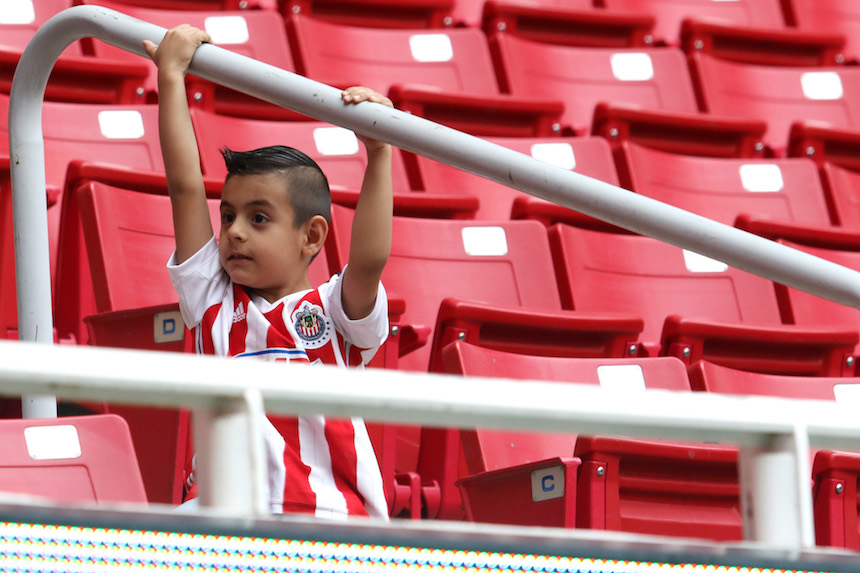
[219,172,314,302]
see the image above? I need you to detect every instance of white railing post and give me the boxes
[739,426,815,548]
[193,388,269,515]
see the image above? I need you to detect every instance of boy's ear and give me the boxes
[303,215,329,258]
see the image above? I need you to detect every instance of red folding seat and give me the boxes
[408,135,621,220]
[489,31,699,135]
[327,206,644,519]
[788,122,860,229]
[282,0,456,29]
[782,0,860,64]
[454,0,595,30]
[735,217,860,371]
[0,96,164,340]
[574,435,741,540]
[617,141,833,227]
[812,450,860,550]
[0,0,77,52]
[0,414,147,505]
[481,1,654,48]
[0,1,149,105]
[687,359,860,548]
[549,221,857,375]
[80,1,297,120]
[688,359,856,399]
[444,341,689,527]
[599,0,786,46]
[53,165,224,345]
[685,22,858,156]
[287,14,563,137]
[189,108,414,192]
[86,0,274,10]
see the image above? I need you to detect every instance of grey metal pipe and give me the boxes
[11,7,860,401]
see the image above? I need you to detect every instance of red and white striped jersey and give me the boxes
[168,237,389,519]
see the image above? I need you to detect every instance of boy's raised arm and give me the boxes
[143,25,214,264]
[340,87,394,320]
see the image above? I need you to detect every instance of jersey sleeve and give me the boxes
[166,236,231,329]
[320,268,389,354]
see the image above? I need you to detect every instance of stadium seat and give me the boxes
[0,414,147,505]
[782,0,860,64]
[734,217,860,371]
[54,164,223,347]
[549,222,858,375]
[688,359,858,399]
[287,14,563,137]
[0,0,78,53]
[680,18,845,67]
[189,108,413,192]
[788,122,860,228]
[599,0,787,47]
[446,342,690,527]
[85,0,275,10]
[617,141,834,227]
[686,360,860,549]
[481,1,655,48]
[812,450,860,550]
[327,206,645,519]
[282,0,456,29]
[407,135,621,221]
[686,29,860,155]
[0,96,164,341]
[489,32,700,135]
[0,49,149,106]
[574,435,741,540]
[454,0,595,30]
[80,1,299,120]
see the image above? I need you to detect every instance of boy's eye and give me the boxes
[252,213,269,224]
[221,212,235,224]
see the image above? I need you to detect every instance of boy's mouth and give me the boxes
[228,253,252,262]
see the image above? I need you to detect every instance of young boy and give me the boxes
[143,25,393,519]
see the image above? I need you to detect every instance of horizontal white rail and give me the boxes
[2,340,860,550]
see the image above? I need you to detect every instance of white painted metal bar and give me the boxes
[1,340,860,549]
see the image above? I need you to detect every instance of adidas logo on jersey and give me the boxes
[233,302,246,324]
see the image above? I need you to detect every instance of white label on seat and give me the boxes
[531,465,565,502]
[313,127,359,156]
[531,143,576,170]
[154,310,185,344]
[739,164,784,192]
[597,364,646,391]
[683,250,728,273]
[204,16,250,45]
[25,426,82,460]
[801,72,844,101]
[0,0,35,24]
[98,110,145,140]
[462,227,508,256]
[834,384,860,404]
[409,34,454,62]
[611,53,654,81]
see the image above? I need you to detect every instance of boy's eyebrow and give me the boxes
[220,199,277,210]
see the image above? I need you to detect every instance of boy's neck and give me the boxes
[243,274,313,304]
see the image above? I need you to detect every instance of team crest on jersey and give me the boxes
[292,302,332,349]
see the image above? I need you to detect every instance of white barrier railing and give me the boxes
[8,5,860,552]
[3,339,860,550]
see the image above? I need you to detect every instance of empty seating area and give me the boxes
[5,0,860,550]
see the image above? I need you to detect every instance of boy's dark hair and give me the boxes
[221,146,331,226]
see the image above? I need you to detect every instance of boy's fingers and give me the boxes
[142,39,157,59]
